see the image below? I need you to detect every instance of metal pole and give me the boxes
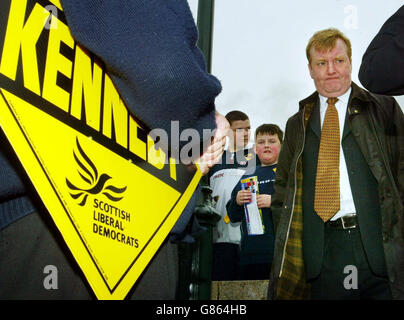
[197,0,215,73]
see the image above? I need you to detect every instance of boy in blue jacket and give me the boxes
[227,124,283,280]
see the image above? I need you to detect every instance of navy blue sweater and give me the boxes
[0,0,221,241]
[359,5,404,95]
[60,0,221,151]
[227,163,276,266]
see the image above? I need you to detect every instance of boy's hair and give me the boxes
[255,124,283,143]
[225,110,249,125]
[306,28,352,64]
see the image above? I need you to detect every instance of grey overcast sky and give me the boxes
[188,0,404,144]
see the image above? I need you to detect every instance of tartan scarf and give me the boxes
[275,102,315,299]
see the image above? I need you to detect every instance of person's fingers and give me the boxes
[196,145,225,175]
[213,112,230,141]
[242,191,252,201]
[201,138,226,165]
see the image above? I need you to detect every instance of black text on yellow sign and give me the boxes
[0,0,201,299]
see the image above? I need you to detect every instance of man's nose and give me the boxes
[327,61,336,74]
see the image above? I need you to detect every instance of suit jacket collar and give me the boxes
[299,82,371,112]
[308,99,321,138]
[306,99,351,141]
[299,82,369,140]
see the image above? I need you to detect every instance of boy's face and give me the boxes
[254,133,281,166]
[230,119,251,149]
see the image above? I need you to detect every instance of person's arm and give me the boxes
[226,183,246,223]
[359,5,404,95]
[389,100,404,208]
[60,0,222,158]
[197,112,229,175]
[395,106,404,208]
[369,96,403,217]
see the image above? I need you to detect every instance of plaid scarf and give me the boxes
[275,102,315,299]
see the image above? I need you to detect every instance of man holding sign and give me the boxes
[0,0,227,299]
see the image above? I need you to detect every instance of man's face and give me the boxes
[308,38,352,97]
[230,119,251,149]
[254,133,281,166]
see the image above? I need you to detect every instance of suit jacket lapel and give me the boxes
[308,99,321,139]
[342,107,351,141]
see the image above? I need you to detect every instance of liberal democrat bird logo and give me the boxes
[66,137,127,206]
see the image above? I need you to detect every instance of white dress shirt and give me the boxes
[318,88,356,220]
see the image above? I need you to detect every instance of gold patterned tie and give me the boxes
[314,97,340,222]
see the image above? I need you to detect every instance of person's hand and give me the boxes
[257,194,271,208]
[236,190,252,206]
[196,112,230,175]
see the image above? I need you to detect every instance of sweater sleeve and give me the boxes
[226,181,244,223]
[359,5,404,95]
[60,0,221,156]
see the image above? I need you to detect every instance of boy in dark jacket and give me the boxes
[227,124,283,280]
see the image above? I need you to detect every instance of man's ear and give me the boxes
[253,144,257,154]
[308,63,314,79]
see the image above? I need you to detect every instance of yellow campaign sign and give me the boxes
[0,0,201,299]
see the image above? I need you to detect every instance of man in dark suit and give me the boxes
[268,28,404,300]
